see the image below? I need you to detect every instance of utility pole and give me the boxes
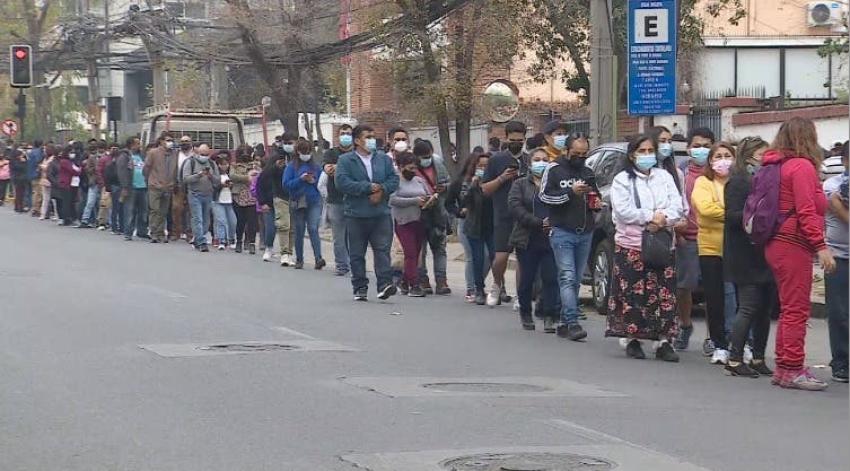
[589,0,616,147]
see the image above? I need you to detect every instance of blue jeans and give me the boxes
[467,233,495,292]
[123,188,148,238]
[262,207,276,249]
[549,227,593,325]
[327,203,349,272]
[346,215,394,294]
[457,219,475,292]
[826,257,849,371]
[81,184,101,224]
[724,281,737,337]
[293,202,323,263]
[517,241,559,319]
[212,202,237,243]
[110,184,123,232]
[188,191,212,246]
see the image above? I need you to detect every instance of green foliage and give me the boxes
[49,75,89,140]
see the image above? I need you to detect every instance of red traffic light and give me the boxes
[14,48,27,60]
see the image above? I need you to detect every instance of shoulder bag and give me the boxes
[632,178,673,270]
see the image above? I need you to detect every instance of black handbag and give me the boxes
[632,178,673,270]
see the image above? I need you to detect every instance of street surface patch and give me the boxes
[139,339,358,357]
[341,445,711,471]
[339,377,626,398]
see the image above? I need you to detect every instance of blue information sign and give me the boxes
[627,0,678,115]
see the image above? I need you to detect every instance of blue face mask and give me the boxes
[530,161,548,177]
[658,142,673,158]
[365,138,377,152]
[635,153,657,171]
[690,147,710,166]
[339,134,353,147]
[419,157,433,168]
[553,135,568,150]
[474,168,485,178]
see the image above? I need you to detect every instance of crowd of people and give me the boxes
[1,116,847,391]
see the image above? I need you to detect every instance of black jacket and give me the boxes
[9,153,28,182]
[447,177,492,239]
[723,171,775,285]
[257,155,288,206]
[539,156,598,233]
[508,175,546,250]
[321,147,348,204]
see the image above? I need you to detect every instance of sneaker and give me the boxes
[262,249,273,262]
[354,290,368,302]
[200,244,210,253]
[248,243,256,255]
[228,242,236,250]
[315,258,326,270]
[750,360,774,376]
[710,349,730,365]
[280,254,293,267]
[408,285,426,297]
[543,318,556,334]
[335,269,350,277]
[782,368,828,391]
[743,345,754,364]
[626,339,646,359]
[500,288,512,304]
[486,283,501,307]
[464,290,476,303]
[655,342,680,362]
[217,244,225,251]
[512,300,520,311]
[519,313,535,331]
[673,324,693,350]
[557,323,587,341]
[474,289,486,305]
[124,236,132,241]
[294,260,304,269]
[235,242,243,253]
[421,279,434,295]
[150,238,160,244]
[97,225,106,231]
[377,283,398,300]
[702,339,716,357]
[75,223,92,229]
[832,367,849,383]
[725,361,759,378]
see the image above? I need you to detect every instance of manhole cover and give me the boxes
[197,343,300,352]
[422,382,550,393]
[442,452,615,471]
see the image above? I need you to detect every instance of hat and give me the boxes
[542,120,569,135]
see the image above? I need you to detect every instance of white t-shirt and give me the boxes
[218,174,232,204]
[357,151,373,181]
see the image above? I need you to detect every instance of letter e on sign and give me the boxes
[635,9,668,44]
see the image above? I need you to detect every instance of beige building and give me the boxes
[694,0,848,99]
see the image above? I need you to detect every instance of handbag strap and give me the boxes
[631,177,642,209]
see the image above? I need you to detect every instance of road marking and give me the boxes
[271,326,316,339]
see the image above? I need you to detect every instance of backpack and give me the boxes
[104,158,119,186]
[743,160,788,245]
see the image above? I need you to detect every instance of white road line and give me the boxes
[271,326,317,340]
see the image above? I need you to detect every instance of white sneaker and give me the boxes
[711,349,730,365]
[743,345,754,364]
[280,254,293,267]
[486,283,501,307]
[217,244,226,251]
[262,249,272,262]
[228,243,237,250]
[97,225,106,231]
[512,299,520,311]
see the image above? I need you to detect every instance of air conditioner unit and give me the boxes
[808,2,843,27]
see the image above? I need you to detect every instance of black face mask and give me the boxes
[180,144,192,151]
[568,155,586,169]
[401,169,416,181]
[507,142,524,155]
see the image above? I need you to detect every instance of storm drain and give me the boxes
[422,382,550,394]
[442,452,614,471]
[139,339,358,357]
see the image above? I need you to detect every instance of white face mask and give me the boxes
[393,140,409,153]
[299,154,311,162]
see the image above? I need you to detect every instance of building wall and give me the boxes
[700,0,842,37]
[732,115,848,148]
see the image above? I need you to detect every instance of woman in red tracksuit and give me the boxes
[764,117,837,391]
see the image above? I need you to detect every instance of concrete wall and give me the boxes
[731,115,849,148]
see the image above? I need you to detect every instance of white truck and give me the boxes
[139,105,261,150]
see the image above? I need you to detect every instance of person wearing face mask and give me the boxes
[541,120,570,162]
[607,135,683,362]
[271,131,297,266]
[413,140,451,295]
[283,139,325,270]
[539,135,599,340]
[116,137,148,239]
[691,143,736,365]
[231,145,260,254]
[674,127,715,353]
[335,124,400,302]
[736,136,769,176]
[141,133,176,243]
[481,120,529,307]
[509,148,560,331]
[172,136,196,242]
[390,152,433,297]
[387,127,409,162]
[182,144,221,252]
[322,124,354,275]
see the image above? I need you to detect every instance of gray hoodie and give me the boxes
[181,156,221,196]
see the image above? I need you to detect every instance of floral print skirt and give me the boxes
[605,245,678,342]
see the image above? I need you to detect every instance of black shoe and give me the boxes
[138,234,151,240]
[832,367,849,383]
[149,237,160,243]
[354,290,368,302]
[435,281,452,295]
[75,223,92,229]
[315,258,326,270]
[294,261,304,269]
[725,361,759,377]
[200,244,210,252]
[408,285,426,297]
[556,323,587,341]
[500,290,512,304]
[474,289,486,305]
[248,243,256,255]
[377,283,398,300]
[421,280,434,295]
[235,242,243,253]
[626,339,646,359]
[750,360,774,376]
[124,236,132,241]
[519,312,535,331]
[655,342,680,362]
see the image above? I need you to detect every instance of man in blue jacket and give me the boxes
[26,139,44,215]
[335,124,400,301]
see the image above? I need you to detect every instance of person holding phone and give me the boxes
[284,139,325,270]
[181,144,221,252]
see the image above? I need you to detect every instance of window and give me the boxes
[165,1,206,19]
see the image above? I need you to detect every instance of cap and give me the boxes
[543,120,569,135]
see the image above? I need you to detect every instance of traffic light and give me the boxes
[9,45,33,88]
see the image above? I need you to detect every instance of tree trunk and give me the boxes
[452,0,483,177]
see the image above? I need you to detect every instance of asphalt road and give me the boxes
[1,209,847,471]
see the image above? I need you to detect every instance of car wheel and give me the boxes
[592,239,614,315]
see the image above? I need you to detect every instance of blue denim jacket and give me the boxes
[335,150,399,218]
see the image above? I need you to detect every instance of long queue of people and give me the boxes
[2,116,847,392]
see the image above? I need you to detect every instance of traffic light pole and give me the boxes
[16,89,26,140]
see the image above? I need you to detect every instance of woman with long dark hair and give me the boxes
[606,135,683,361]
[231,145,259,254]
[283,139,325,270]
[763,117,835,391]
